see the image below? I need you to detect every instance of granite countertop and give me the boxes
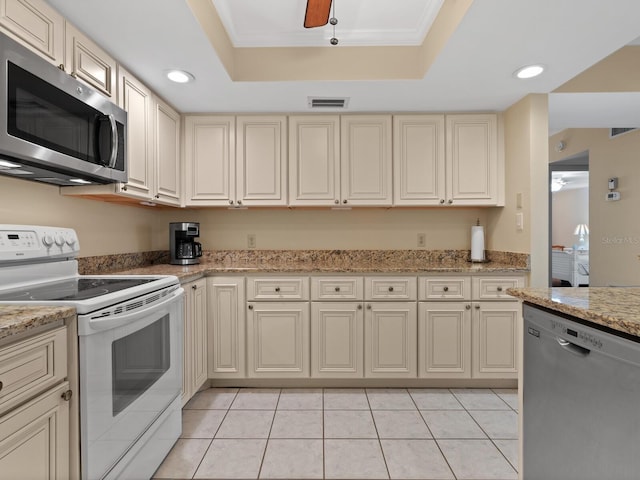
[114,259,529,283]
[0,305,75,344]
[507,287,640,338]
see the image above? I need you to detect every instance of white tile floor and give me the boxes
[153,387,518,480]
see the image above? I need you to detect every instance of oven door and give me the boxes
[78,287,183,480]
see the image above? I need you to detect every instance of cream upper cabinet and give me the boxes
[182,278,208,406]
[236,116,287,206]
[445,114,502,206]
[184,115,236,206]
[341,115,393,206]
[288,115,340,206]
[64,21,116,98]
[116,66,153,200]
[0,0,64,65]
[393,115,446,206]
[207,276,245,379]
[418,301,471,378]
[153,96,181,206]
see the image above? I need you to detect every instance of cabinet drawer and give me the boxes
[472,276,524,300]
[365,277,417,301]
[247,277,309,301]
[419,276,471,301]
[311,277,363,300]
[0,327,67,416]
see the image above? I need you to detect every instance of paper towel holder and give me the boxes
[469,219,490,263]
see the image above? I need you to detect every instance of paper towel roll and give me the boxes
[471,225,485,262]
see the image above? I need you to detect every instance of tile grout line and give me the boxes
[365,388,392,480]
[428,388,461,480]
[256,388,281,480]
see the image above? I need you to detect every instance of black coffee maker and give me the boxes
[169,222,202,265]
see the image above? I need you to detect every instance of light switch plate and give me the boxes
[516,212,524,231]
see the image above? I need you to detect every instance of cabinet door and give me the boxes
[0,0,64,65]
[311,302,363,378]
[247,302,309,378]
[364,302,417,378]
[341,115,393,206]
[153,97,181,206]
[393,115,446,206]
[418,302,471,378]
[183,278,208,406]
[207,277,245,378]
[117,66,153,200]
[236,116,287,206]
[0,382,70,480]
[64,22,116,98]
[472,301,519,378]
[184,116,236,206]
[446,114,499,206]
[288,115,340,206]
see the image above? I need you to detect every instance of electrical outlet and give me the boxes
[417,233,426,248]
[247,234,256,249]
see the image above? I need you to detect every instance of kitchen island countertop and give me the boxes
[507,287,640,338]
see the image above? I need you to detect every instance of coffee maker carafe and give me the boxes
[170,222,202,265]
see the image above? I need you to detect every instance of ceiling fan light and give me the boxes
[514,64,545,79]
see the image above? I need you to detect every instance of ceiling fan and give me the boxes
[304,0,333,28]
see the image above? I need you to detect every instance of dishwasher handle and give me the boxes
[556,337,590,357]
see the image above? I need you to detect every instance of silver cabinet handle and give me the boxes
[192,284,197,290]
[61,390,73,401]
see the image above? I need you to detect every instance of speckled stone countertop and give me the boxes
[112,249,529,283]
[507,287,640,338]
[0,306,75,344]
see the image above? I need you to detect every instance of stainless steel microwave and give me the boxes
[0,31,127,186]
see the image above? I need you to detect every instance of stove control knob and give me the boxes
[42,234,54,247]
[55,235,65,246]
[65,235,76,246]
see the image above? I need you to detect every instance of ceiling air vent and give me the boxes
[610,127,637,138]
[308,97,349,109]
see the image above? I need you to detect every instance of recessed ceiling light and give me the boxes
[166,70,195,83]
[514,64,545,79]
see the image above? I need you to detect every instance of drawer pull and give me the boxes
[61,390,73,402]
[497,286,503,292]
[443,286,449,292]
[465,304,471,310]
[0,380,2,392]
[248,304,254,310]
[275,287,281,292]
[335,286,341,292]
[192,284,197,290]
[475,304,481,310]
[358,304,363,310]
[367,304,372,310]
[388,286,394,292]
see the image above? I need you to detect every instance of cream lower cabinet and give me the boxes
[247,302,310,378]
[311,302,363,378]
[182,278,208,405]
[0,327,70,479]
[472,302,519,378]
[418,302,472,378]
[207,277,246,379]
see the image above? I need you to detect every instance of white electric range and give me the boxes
[0,225,184,480]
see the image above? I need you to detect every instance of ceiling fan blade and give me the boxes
[304,0,332,28]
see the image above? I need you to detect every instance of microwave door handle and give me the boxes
[86,288,183,332]
[107,114,118,168]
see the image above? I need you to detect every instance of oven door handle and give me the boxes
[87,288,183,332]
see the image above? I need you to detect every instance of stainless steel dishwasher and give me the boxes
[523,304,640,480]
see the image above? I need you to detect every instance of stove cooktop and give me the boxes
[0,277,158,302]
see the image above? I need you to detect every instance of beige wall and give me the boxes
[160,208,491,251]
[488,94,548,286]
[550,128,640,286]
[551,187,588,248]
[0,176,160,257]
